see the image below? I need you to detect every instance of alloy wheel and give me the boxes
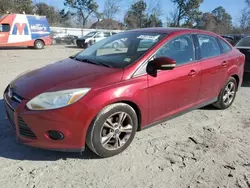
[100,112,133,150]
[222,81,236,106]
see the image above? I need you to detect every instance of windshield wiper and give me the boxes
[73,57,112,68]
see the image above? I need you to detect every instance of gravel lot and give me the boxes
[0,45,250,188]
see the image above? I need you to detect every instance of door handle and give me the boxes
[222,61,228,67]
[188,69,198,76]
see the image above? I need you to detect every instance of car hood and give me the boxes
[10,58,123,99]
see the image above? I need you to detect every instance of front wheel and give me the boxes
[86,103,138,158]
[213,77,237,109]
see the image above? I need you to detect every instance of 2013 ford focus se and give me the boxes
[3,28,245,157]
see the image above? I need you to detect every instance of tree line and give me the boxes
[0,0,250,34]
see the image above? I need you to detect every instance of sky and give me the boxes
[38,0,246,25]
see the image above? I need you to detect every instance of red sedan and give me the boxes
[4,28,245,157]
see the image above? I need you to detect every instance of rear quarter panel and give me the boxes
[226,49,245,88]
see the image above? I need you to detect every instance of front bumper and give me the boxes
[3,90,94,152]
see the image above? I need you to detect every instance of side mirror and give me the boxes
[149,57,176,70]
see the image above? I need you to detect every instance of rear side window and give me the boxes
[197,35,221,59]
[219,39,232,53]
[0,24,10,32]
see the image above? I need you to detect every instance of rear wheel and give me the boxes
[86,103,138,158]
[34,40,44,49]
[213,77,237,109]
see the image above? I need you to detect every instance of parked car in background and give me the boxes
[51,31,78,45]
[4,28,245,158]
[76,31,117,48]
[221,34,245,46]
[0,14,51,49]
[235,36,250,72]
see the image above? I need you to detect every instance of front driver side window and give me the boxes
[0,24,10,32]
[155,34,195,65]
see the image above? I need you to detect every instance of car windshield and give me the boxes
[73,31,165,68]
[236,37,250,47]
[85,32,97,37]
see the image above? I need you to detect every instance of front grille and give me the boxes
[5,102,16,132]
[18,116,37,139]
[4,90,37,139]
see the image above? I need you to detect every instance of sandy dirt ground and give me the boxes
[0,45,250,188]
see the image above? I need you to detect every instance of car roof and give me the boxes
[128,27,217,36]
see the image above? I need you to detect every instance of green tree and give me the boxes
[196,7,232,34]
[63,0,98,27]
[237,0,250,33]
[124,0,147,29]
[182,10,203,27]
[170,0,204,27]
[145,14,162,27]
[103,0,121,19]
[0,0,33,14]
[146,1,163,27]
[196,12,217,31]
[34,3,61,25]
[211,6,232,34]
[16,0,33,14]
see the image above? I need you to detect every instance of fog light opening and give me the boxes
[47,130,64,141]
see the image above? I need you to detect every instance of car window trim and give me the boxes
[133,33,198,78]
[194,34,224,61]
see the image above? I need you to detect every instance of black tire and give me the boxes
[52,39,57,45]
[213,77,237,109]
[86,103,138,158]
[83,43,89,49]
[34,40,45,49]
[72,39,77,45]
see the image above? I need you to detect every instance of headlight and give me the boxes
[26,88,91,110]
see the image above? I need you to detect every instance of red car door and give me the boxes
[147,34,202,124]
[195,34,229,103]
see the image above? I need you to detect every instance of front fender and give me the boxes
[79,76,149,139]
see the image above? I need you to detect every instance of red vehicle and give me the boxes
[4,28,245,157]
[0,14,51,49]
